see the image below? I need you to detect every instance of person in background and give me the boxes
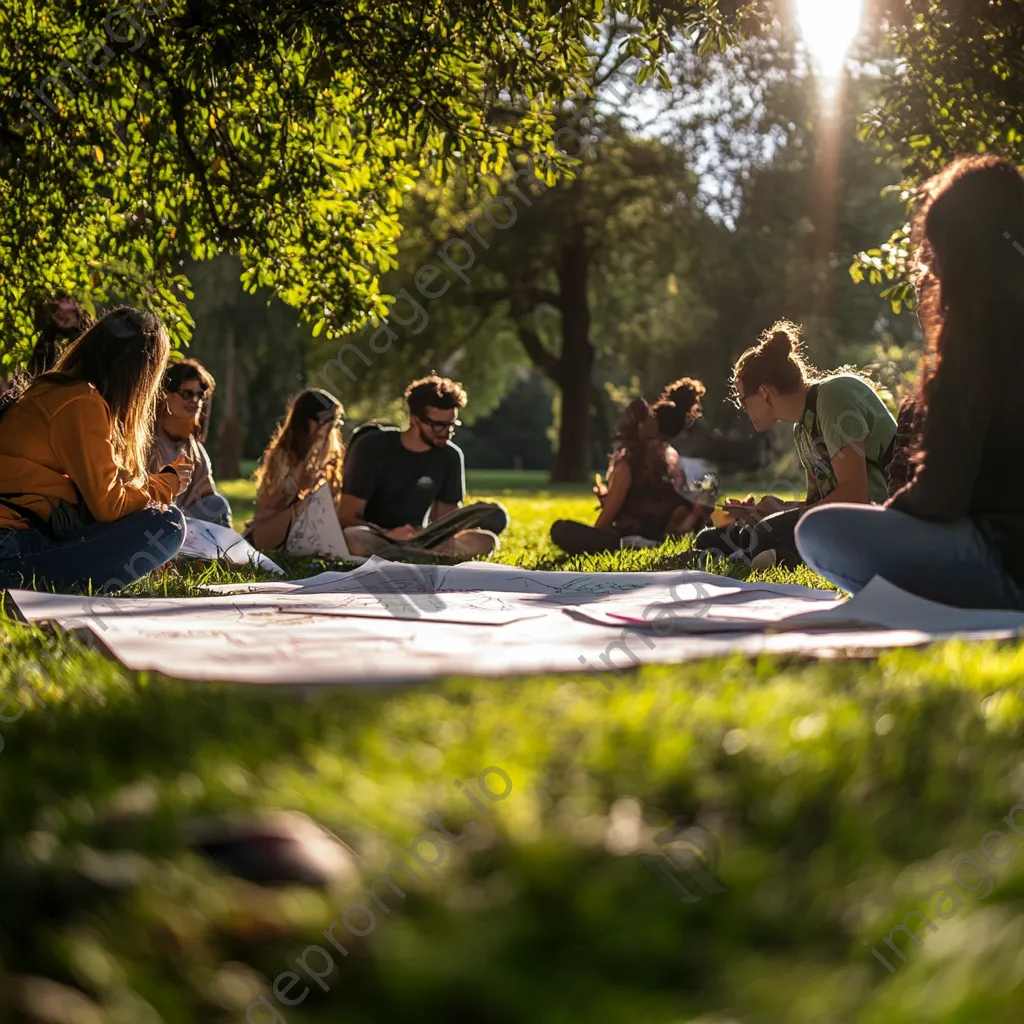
[149,358,232,527]
[0,306,190,592]
[797,155,1024,608]
[28,294,84,376]
[246,388,345,552]
[693,321,897,569]
[339,374,508,558]
[550,378,710,555]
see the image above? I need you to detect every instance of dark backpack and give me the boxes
[347,420,399,446]
[342,420,398,477]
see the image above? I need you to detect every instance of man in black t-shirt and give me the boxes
[339,374,508,557]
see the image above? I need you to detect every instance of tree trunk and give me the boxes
[550,230,594,482]
[216,327,244,479]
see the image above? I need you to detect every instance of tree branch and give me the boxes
[514,319,560,381]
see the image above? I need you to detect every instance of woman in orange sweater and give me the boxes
[0,307,191,591]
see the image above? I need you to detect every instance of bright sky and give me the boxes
[794,0,865,87]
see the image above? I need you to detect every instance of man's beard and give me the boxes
[418,424,444,448]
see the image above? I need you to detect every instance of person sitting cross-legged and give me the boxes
[693,320,897,570]
[550,378,710,556]
[149,358,232,528]
[339,374,508,559]
[796,155,1024,609]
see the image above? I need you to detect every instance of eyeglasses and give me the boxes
[419,414,461,433]
[175,387,207,403]
[315,409,343,428]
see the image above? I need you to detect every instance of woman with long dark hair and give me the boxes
[246,388,345,552]
[0,306,190,591]
[796,154,1024,608]
[550,378,708,555]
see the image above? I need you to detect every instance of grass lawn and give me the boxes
[0,474,1022,1022]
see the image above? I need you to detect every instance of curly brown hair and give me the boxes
[653,377,706,437]
[731,320,821,403]
[404,374,468,418]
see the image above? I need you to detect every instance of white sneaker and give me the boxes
[750,549,777,571]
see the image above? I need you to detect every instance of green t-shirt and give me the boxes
[792,374,897,504]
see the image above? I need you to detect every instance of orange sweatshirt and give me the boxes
[0,379,178,531]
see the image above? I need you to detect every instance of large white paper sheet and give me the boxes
[775,576,1024,634]
[181,519,284,574]
[284,483,365,564]
[10,565,1024,686]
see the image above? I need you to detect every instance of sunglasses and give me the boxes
[419,414,461,433]
[315,408,343,428]
[175,387,208,403]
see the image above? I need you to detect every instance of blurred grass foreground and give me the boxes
[0,473,1022,1023]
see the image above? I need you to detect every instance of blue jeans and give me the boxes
[795,504,1024,610]
[0,506,186,593]
[182,491,232,528]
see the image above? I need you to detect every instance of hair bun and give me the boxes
[765,329,794,356]
[663,377,706,410]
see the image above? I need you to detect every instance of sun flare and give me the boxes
[794,0,864,84]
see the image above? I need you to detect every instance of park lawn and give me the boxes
[0,477,1022,1022]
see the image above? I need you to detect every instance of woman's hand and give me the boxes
[755,495,789,517]
[593,474,609,507]
[166,452,194,497]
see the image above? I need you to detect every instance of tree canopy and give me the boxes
[0,0,752,363]
[853,0,1024,304]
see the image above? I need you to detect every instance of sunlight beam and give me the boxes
[794,0,864,88]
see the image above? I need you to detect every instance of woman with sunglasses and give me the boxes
[693,320,896,569]
[246,388,346,552]
[149,359,232,527]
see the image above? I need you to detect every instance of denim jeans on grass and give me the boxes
[795,503,1024,610]
[181,491,233,528]
[0,506,186,592]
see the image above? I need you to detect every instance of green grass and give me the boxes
[0,474,1022,1022]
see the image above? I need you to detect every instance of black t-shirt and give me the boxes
[342,429,465,529]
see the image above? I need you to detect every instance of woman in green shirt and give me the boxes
[694,321,897,568]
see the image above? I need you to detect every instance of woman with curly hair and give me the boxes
[245,388,345,552]
[550,378,708,555]
[796,155,1024,608]
[693,319,897,569]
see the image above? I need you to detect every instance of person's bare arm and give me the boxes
[595,461,630,530]
[338,493,419,541]
[430,500,461,522]
[337,493,373,528]
[815,444,870,506]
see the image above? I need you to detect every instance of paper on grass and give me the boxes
[181,519,284,574]
[773,575,1024,635]
[13,562,1024,687]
